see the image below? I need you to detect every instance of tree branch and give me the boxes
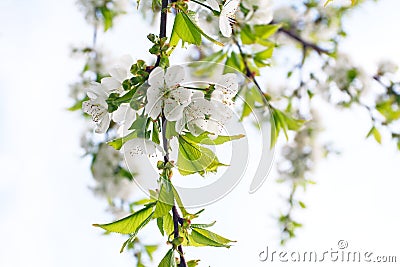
[233,37,271,108]
[157,0,187,266]
[276,24,330,55]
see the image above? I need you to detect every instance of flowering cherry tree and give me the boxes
[69,0,400,266]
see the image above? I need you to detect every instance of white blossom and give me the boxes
[145,66,192,121]
[122,138,164,167]
[378,60,398,74]
[176,73,239,136]
[112,103,136,136]
[83,56,134,133]
[90,143,135,202]
[242,0,274,25]
[207,0,240,37]
[102,55,133,92]
[82,82,111,133]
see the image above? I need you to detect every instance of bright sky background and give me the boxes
[0,0,399,266]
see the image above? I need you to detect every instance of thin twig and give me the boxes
[277,25,330,55]
[233,37,271,108]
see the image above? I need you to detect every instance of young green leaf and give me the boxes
[107,130,138,150]
[189,228,235,248]
[153,179,174,218]
[183,132,245,145]
[224,51,245,74]
[253,24,281,40]
[157,217,164,236]
[170,12,201,47]
[191,221,216,229]
[187,260,200,267]
[93,204,154,234]
[177,136,227,176]
[163,213,175,238]
[158,249,176,267]
[144,245,158,261]
[366,126,382,144]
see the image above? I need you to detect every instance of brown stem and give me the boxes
[276,25,330,55]
[157,0,187,266]
[233,37,271,108]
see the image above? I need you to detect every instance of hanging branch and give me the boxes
[157,0,187,266]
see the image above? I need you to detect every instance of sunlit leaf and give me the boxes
[93,204,154,234]
[177,136,227,176]
[158,249,176,267]
[183,132,245,145]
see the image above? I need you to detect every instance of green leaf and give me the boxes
[298,201,306,209]
[254,47,274,67]
[170,12,201,47]
[170,11,223,47]
[152,121,161,144]
[93,204,154,234]
[253,24,281,39]
[376,99,400,123]
[163,213,175,238]
[366,126,382,144]
[166,121,179,139]
[120,235,135,253]
[177,136,227,176]
[67,98,87,111]
[189,228,235,248]
[240,85,264,121]
[183,132,245,145]
[106,89,137,113]
[153,179,174,218]
[158,249,176,267]
[191,221,216,229]
[240,24,256,45]
[270,108,304,148]
[144,245,158,261]
[107,130,138,150]
[187,260,200,267]
[182,11,223,46]
[100,6,114,31]
[157,217,164,236]
[224,51,245,74]
[171,185,189,218]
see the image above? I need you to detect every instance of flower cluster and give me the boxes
[82,55,133,133]
[145,66,239,136]
[83,60,239,160]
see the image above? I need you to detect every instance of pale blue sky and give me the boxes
[0,0,399,266]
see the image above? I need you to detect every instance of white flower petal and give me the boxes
[164,65,185,88]
[169,87,192,107]
[123,138,164,158]
[112,103,135,124]
[164,99,186,121]
[148,67,165,88]
[87,82,108,98]
[219,0,239,37]
[95,113,111,133]
[101,77,122,91]
[219,16,232,37]
[145,99,162,120]
[119,55,134,70]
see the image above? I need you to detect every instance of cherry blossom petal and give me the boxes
[164,65,185,88]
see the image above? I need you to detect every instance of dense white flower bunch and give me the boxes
[83,59,239,154]
[145,66,239,136]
